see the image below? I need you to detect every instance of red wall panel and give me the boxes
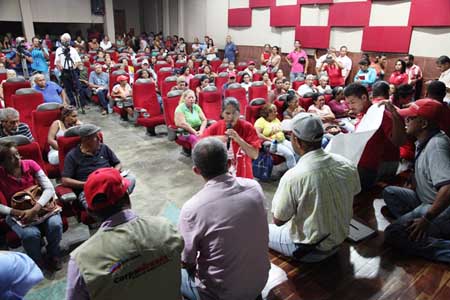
[270,5,300,27]
[409,0,450,27]
[228,8,252,27]
[298,0,333,4]
[250,0,275,8]
[361,27,412,53]
[329,2,371,27]
[295,26,331,49]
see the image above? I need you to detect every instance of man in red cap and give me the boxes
[66,168,183,300]
[383,99,450,263]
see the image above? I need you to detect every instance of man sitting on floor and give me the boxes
[0,107,34,141]
[33,73,68,105]
[61,124,135,209]
[178,137,269,300]
[66,168,183,300]
[270,113,360,262]
[384,99,450,263]
[344,83,406,191]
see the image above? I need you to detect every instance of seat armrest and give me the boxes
[55,185,77,203]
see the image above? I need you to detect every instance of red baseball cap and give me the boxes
[116,75,128,82]
[398,99,443,121]
[228,71,236,78]
[84,168,130,211]
[248,60,256,65]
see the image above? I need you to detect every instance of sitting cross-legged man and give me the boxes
[270,113,361,262]
[66,168,183,300]
[61,124,135,210]
[179,137,270,300]
[383,99,450,263]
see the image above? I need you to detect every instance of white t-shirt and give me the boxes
[336,55,352,79]
[54,46,81,69]
[100,41,112,51]
[439,68,450,103]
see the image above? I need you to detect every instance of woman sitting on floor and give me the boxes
[255,103,298,169]
[47,106,82,165]
[0,141,62,271]
[174,89,207,152]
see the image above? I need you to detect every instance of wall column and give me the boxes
[178,0,184,38]
[103,0,115,43]
[162,0,170,35]
[18,0,35,40]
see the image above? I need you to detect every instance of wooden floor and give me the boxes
[267,185,450,300]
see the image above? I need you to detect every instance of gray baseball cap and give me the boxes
[283,113,324,143]
[79,124,101,137]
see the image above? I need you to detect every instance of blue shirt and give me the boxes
[224,42,237,62]
[6,50,32,76]
[0,251,44,299]
[34,81,63,104]
[89,71,109,88]
[354,67,377,87]
[30,47,48,73]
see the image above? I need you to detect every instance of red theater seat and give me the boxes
[209,58,222,73]
[215,72,229,93]
[161,76,178,97]
[157,67,173,90]
[237,62,248,72]
[133,79,165,135]
[154,61,171,73]
[217,64,228,73]
[224,83,248,115]
[2,78,31,108]
[299,97,313,111]
[11,88,44,128]
[198,86,222,121]
[292,80,305,91]
[31,103,63,178]
[245,98,266,125]
[175,60,186,69]
[249,81,268,101]
[189,74,204,92]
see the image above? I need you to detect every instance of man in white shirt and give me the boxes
[336,46,352,82]
[436,55,450,104]
[54,33,81,107]
[270,113,361,262]
[297,74,318,97]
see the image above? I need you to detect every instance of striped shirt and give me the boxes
[0,123,34,141]
[272,149,361,251]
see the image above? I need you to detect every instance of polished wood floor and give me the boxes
[267,184,450,300]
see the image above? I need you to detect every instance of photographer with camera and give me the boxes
[5,37,33,78]
[54,33,82,108]
[30,37,50,81]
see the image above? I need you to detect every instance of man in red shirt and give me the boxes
[202,97,260,179]
[344,83,407,190]
[405,54,423,99]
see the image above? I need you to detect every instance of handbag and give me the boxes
[252,147,273,181]
[11,185,60,219]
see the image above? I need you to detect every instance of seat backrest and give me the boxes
[209,58,222,72]
[154,62,171,73]
[217,64,228,73]
[249,82,268,101]
[245,98,266,124]
[57,135,81,174]
[175,61,186,69]
[215,72,229,92]
[109,70,128,94]
[11,92,44,129]
[133,80,161,117]
[273,99,285,120]
[292,80,305,91]
[199,88,222,121]
[161,76,178,97]
[3,80,31,107]
[17,141,48,175]
[162,90,183,128]
[299,97,313,111]
[225,84,248,115]
[32,107,61,155]
[237,62,248,71]
[189,74,203,92]
[157,68,173,89]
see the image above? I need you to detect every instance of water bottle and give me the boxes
[270,140,278,153]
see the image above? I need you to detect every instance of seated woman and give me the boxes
[0,142,62,271]
[174,90,207,151]
[111,75,134,121]
[202,65,217,82]
[317,75,332,94]
[47,106,82,165]
[240,72,252,95]
[196,75,210,99]
[272,69,285,85]
[307,93,341,136]
[262,72,272,92]
[255,104,297,169]
[0,69,16,100]
[389,59,409,87]
[283,92,304,120]
[181,67,194,85]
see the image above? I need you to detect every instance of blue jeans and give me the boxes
[383,186,450,263]
[289,72,304,82]
[268,224,339,262]
[96,89,109,110]
[180,269,200,300]
[6,214,63,263]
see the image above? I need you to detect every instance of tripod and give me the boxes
[62,48,85,114]
[17,51,29,79]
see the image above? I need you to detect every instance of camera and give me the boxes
[16,41,26,55]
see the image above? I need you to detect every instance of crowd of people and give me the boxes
[0,29,449,300]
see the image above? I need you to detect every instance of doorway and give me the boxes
[114,9,126,36]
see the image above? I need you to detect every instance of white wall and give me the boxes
[30,0,103,23]
[142,0,163,33]
[0,0,22,21]
[182,0,207,43]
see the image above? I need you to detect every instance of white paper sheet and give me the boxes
[325,105,385,164]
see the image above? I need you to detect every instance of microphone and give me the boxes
[226,123,232,150]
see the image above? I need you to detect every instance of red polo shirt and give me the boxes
[324,64,344,87]
[0,160,41,204]
[202,119,261,179]
[389,71,408,86]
